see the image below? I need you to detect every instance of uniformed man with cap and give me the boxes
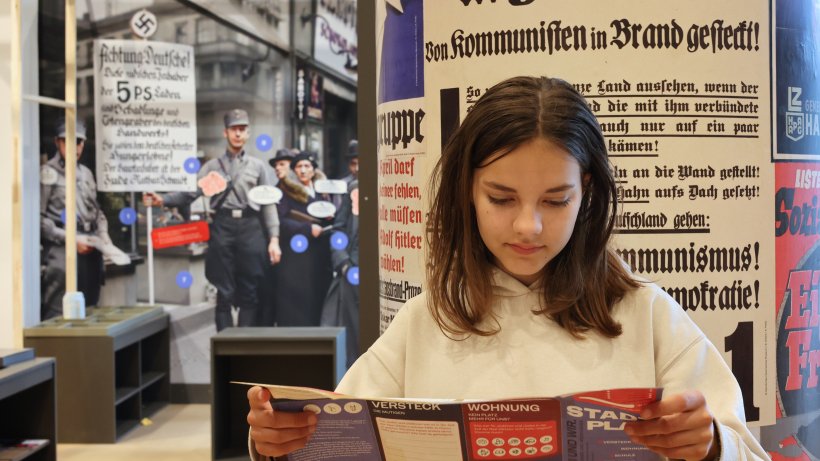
[144,109,282,331]
[40,118,110,320]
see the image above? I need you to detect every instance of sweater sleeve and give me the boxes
[334,296,418,398]
[649,289,769,461]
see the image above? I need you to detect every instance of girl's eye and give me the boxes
[488,196,512,205]
[545,198,571,207]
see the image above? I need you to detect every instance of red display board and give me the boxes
[151,221,209,249]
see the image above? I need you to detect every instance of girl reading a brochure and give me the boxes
[246,76,769,461]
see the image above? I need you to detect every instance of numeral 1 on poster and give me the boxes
[724,321,760,422]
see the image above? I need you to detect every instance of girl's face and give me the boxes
[472,137,585,286]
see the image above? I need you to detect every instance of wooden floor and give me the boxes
[57,404,212,461]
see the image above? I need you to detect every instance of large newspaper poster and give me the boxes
[93,39,197,192]
[377,0,775,426]
[759,0,820,458]
[376,0,427,333]
[763,162,820,459]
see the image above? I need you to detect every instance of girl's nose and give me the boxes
[513,206,543,236]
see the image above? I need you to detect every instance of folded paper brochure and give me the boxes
[237,382,663,461]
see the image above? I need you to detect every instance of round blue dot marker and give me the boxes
[183,157,201,174]
[290,234,309,253]
[176,271,193,289]
[346,266,359,286]
[330,231,349,250]
[119,207,137,225]
[256,134,273,152]
[60,209,79,225]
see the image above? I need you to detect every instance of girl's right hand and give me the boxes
[247,386,318,458]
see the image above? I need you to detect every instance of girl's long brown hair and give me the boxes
[426,76,640,338]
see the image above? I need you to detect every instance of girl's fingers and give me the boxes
[254,437,312,458]
[250,425,316,445]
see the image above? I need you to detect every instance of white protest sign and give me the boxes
[248,185,283,205]
[314,179,349,194]
[94,39,198,192]
[307,201,337,219]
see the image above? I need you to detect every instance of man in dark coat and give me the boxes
[321,179,360,367]
[340,140,359,186]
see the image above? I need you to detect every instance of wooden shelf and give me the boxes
[114,386,140,405]
[0,439,50,461]
[115,419,140,438]
[24,311,170,443]
[141,401,166,419]
[0,358,56,461]
[141,371,166,388]
[210,327,346,460]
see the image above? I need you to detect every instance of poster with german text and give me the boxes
[93,39,198,192]
[759,0,820,457]
[377,0,775,425]
[377,0,427,333]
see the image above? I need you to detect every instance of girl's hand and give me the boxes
[247,386,317,458]
[624,390,719,461]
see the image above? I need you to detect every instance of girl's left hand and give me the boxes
[623,390,719,461]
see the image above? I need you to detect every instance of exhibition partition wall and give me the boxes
[373,0,818,458]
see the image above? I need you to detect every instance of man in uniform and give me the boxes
[144,109,282,331]
[41,119,110,320]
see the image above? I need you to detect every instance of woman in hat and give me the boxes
[273,151,334,326]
